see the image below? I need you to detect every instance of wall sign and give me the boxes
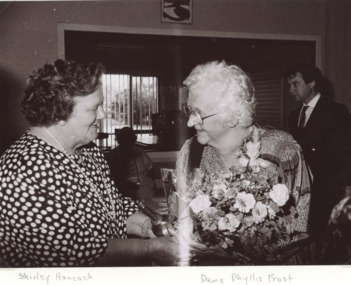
[161,0,192,24]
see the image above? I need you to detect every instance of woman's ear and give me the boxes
[226,111,239,128]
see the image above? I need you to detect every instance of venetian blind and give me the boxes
[243,55,284,129]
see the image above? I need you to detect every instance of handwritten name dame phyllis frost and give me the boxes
[201,272,293,285]
[18,271,93,284]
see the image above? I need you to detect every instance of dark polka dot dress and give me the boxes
[0,132,139,267]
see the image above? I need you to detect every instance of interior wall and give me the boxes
[345,1,351,108]
[1,0,349,153]
[325,0,350,106]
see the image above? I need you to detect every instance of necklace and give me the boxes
[43,127,117,221]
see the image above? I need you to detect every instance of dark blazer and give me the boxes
[289,97,351,200]
[289,97,351,236]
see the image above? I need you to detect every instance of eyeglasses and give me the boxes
[183,105,220,125]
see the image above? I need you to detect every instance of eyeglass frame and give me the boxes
[183,105,221,125]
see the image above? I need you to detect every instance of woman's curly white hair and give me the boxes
[183,60,256,127]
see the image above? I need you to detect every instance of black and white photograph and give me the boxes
[0,1,350,284]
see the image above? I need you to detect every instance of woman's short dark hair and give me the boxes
[21,59,105,126]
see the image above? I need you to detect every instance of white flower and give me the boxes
[269,184,290,207]
[242,180,251,187]
[252,202,268,223]
[212,182,227,199]
[239,141,269,171]
[218,213,241,232]
[246,141,260,160]
[234,192,256,213]
[190,194,212,214]
[239,156,250,168]
[201,207,219,231]
[202,207,218,220]
[213,182,227,192]
[249,158,270,172]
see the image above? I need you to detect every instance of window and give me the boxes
[243,55,284,128]
[97,74,158,149]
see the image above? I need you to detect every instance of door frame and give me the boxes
[58,23,322,70]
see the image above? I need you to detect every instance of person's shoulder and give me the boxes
[259,127,301,166]
[1,133,50,169]
[319,97,349,111]
[2,132,41,156]
[332,101,350,114]
[1,135,22,162]
[261,127,295,145]
[318,99,351,123]
[261,128,299,154]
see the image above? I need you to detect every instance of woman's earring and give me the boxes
[58,120,65,126]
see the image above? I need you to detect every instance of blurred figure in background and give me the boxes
[285,62,351,244]
[106,127,156,200]
[320,176,351,264]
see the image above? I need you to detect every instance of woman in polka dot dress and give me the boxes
[0,59,180,267]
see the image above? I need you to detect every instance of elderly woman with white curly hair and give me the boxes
[175,60,312,265]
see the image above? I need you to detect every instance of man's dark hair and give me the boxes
[285,62,334,99]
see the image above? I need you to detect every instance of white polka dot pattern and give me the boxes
[0,132,139,267]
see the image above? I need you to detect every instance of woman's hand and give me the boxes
[126,211,157,239]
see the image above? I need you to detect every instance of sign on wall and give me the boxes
[161,0,192,24]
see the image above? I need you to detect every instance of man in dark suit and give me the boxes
[286,62,351,244]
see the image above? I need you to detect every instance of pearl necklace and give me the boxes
[43,127,117,221]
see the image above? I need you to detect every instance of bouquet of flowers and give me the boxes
[179,140,296,264]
